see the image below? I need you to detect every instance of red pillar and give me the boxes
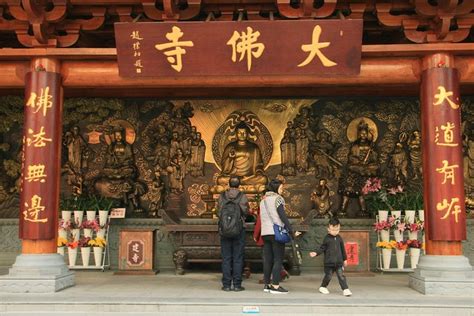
[20,58,63,254]
[420,53,466,255]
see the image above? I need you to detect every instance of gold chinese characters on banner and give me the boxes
[19,71,62,240]
[115,20,362,77]
[421,68,466,241]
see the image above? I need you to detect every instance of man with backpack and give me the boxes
[218,176,249,292]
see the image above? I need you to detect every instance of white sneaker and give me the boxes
[343,289,352,296]
[319,287,330,294]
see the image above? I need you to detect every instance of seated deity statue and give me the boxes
[215,122,268,193]
[102,127,137,179]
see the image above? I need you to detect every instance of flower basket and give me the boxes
[418,210,424,222]
[83,229,92,238]
[391,210,401,219]
[408,231,418,240]
[97,228,106,239]
[378,210,389,222]
[410,248,421,269]
[71,228,80,241]
[88,237,107,267]
[57,246,65,256]
[382,248,392,269]
[74,210,84,226]
[407,239,423,269]
[98,210,109,227]
[396,249,406,269]
[58,228,68,239]
[393,217,406,242]
[93,247,103,267]
[376,240,396,269]
[61,210,72,222]
[395,241,408,269]
[86,210,97,221]
[81,247,91,266]
[404,210,416,224]
[68,247,78,266]
[380,230,390,242]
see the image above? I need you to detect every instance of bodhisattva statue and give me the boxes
[103,127,137,179]
[64,126,88,173]
[339,120,379,217]
[280,129,296,176]
[215,122,268,193]
[408,130,423,180]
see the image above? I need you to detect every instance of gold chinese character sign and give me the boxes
[420,67,466,241]
[115,20,362,77]
[20,71,62,240]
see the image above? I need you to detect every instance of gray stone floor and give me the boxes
[0,269,473,315]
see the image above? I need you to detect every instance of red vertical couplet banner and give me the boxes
[19,71,62,240]
[421,67,466,241]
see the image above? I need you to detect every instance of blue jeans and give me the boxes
[221,229,245,288]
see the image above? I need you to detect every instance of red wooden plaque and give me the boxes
[127,240,145,267]
[114,20,362,78]
[345,242,359,266]
[421,67,466,241]
[19,71,62,240]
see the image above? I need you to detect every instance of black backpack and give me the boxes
[218,192,244,238]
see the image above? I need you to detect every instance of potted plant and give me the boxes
[88,237,107,267]
[376,240,397,269]
[395,240,408,269]
[407,239,423,269]
[57,236,68,256]
[78,236,92,267]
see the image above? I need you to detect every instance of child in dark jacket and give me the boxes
[309,217,352,296]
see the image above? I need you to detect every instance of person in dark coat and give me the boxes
[218,176,249,292]
[310,217,352,296]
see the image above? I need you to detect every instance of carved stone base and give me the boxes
[0,254,75,293]
[409,255,474,295]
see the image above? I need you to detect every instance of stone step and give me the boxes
[1,303,473,315]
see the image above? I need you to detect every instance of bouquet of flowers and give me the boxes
[363,178,406,213]
[373,216,395,232]
[394,217,406,232]
[66,240,78,249]
[78,237,91,248]
[376,240,397,249]
[88,237,107,248]
[395,240,408,251]
[406,220,424,232]
[58,219,72,231]
[407,239,423,248]
[57,237,68,247]
[81,219,100,232]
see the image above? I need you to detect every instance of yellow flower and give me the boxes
[88,237,107,248]
[57,237,68,247]
[376,240,397,249]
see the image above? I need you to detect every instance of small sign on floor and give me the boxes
[242,306,260,314]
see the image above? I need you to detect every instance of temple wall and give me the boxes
[1,218,473,271]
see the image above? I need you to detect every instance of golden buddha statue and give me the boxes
[214,122,268,193]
